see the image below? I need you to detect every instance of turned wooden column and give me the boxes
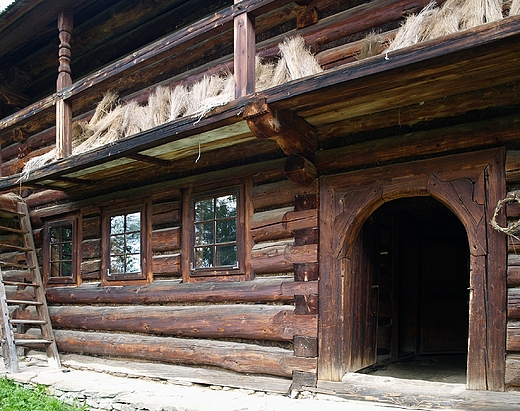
[233,1,255,98]
[56,9,73,159]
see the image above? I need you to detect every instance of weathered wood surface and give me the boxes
[54,329,316,378]
[251,240,318,274]
[46,277,317,304]
[510,288,520,319]
[506,354,520,387]
[252,179,318,211]
[49,304,317,341]
[508,321,520,352]
[251,207,293,242]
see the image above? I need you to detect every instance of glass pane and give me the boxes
[216,219,236,243]
[110,256,125,274]
[126,212,141,232]
[62,242,73,260]
[110,234,125,255]
[126,232,141,254]
[62,260,73,277]
[194,199,213,222]
[50,261,60,278]
[194,222,214,245]
[50,244,60,262]
[216,245,237,266]
[62,226,73,241]
[195,246,213,268]
[110,215,125,234]
[216,194,236,218]
[50,227,61,242]
[125,254,141,273]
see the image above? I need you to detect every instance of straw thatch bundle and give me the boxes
[385,0,505,53]
[20,36,322,178]
[510,0,520,15]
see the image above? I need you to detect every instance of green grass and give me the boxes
[0,377,88,411]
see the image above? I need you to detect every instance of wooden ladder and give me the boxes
[0,195,60,373]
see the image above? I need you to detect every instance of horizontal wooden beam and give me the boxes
[55,329,316,377]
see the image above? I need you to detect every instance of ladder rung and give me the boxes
[0,226,26,234]
[5,299,43,306]
[0,243,31,252]
[2,280,38,287]
[10,319,47,325]
[0,262,35,270]
[14,339,52,345]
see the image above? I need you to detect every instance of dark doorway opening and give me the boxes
[359,197,469,383]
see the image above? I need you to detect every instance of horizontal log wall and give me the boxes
[503,150,520,388]
[10,162,319,379]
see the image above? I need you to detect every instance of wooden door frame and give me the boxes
[318,148,507,390]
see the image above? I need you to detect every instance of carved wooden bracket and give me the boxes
[244,98,318,160]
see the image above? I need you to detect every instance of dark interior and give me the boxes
[361,196,469,383]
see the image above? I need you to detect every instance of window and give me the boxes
[43,214,81,286]
[101,200,151,285]
[183,184,251,282]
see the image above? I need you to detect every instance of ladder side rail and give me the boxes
[17,202,61,369]
[0,268,19,373]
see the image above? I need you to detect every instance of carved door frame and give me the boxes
[318,148,507,390]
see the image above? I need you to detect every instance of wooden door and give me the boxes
[347,218,379,371]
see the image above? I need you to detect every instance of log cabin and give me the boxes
[0,0,519,394]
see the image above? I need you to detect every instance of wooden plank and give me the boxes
[49,304,317,342]
[233,6,255,98]
[55,329,316,378]
[507,321,520,352]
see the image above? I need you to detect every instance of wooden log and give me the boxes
[252,179,318,210]
[46,277,317,304]
[505,354,520,387]
[294,227,319,246]
[251,239,294,274]
[49,304,317,341]
[251,207,293,242]
[152,227,180,252]
[55,329,316,377]
[294,193,318,211]
[152,254,181,277]
[508,265,520,287]
[294,336,318,358]
[282,209,318,232]
[284,154,318,186]
[509,288,520,320]
[507,321,520,352]
[294,294,319,315]
[294,263,319,282]
[285,244,318,264]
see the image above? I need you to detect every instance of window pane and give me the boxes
[110,215,125,234]
[62,242,73,260]
[126,232,141,254]
[50,244,60,262]
[216,194,236,218]
[125,254,141,273]
[62,227,73,241]
[50,261,60,278]
[50,227,61,243]
[194,222,214,245]
[110,234,125,255]
[216,245,237,266]
[110,256,125,274]
[126,212,141,232]
[62,261,73,277]
[216,219,236,243]
[195,199,213,222]
[195,246,213,268]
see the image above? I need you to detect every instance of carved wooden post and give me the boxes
[56,9,73,159]
[233,1,255,98]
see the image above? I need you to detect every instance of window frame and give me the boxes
[43,213,82,286]
[101,199,152,286]
[182,183,251,282]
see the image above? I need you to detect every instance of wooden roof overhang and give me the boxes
[1,15,520,196]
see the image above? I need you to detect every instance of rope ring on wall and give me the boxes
[490,194,520,236]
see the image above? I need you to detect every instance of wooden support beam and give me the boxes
[244,98,318,160]
[234,1,255,98]
[127,153,173,167]
[284,154,317,186]
[56,9,73,160]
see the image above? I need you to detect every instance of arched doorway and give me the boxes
[357,197,469,383]
[318,148,507,390]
